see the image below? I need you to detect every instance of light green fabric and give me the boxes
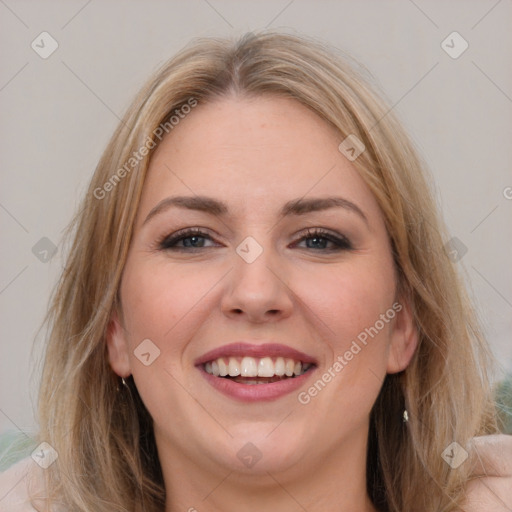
[0,431,37,472]
[496,374,512,435]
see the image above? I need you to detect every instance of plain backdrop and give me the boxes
[1,0,511,439]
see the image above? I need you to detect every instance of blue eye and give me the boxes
[159,228,216,250]
[295,228,352,251]
[158,228,352,252]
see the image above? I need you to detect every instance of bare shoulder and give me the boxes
[469,435,512,475]
[462,434,512,511]
[0,458,41,512]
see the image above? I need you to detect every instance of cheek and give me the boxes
[292,256,396,352]
[290,254,397,425]
[118,259,217,425]
[294,266,397,436]
[120,258,216,344]
[119,257,227,405]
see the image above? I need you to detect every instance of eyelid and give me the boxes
[157,226,353,253]
[295,226,349,241]
[292,227,353,250]
[154,227,218,252]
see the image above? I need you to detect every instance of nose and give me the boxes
[221,244,294,324]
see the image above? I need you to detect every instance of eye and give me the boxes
[157,227,352,253]
[158,228,219,250]
[294,228,353,251]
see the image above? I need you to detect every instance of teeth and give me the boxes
[228,357,241,376]
[203,356,313,378]
[218,358,228,377]
[258,357,274,377]
[274,357,285,376]
[241,356,258,377]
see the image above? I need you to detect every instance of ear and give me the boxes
[106,309,131,378]
[386,298,419,374]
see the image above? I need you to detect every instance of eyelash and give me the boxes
[157,227,353,252]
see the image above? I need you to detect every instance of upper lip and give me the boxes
[195,342,318,366]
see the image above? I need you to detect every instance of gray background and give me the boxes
[1,0,511,438]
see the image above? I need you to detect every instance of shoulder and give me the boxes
[463,434,512,511]
[0,458,44,512]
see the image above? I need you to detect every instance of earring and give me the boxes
[403,409,409,423]
[121,377,128,387]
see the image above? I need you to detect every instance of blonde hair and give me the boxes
[37,31,498,511]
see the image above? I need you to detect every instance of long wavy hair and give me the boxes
[36,31,498,511]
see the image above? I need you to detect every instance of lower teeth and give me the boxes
[226,375,295,385]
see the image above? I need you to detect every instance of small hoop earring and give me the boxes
[403,409,409,423]
[121,377,128,387]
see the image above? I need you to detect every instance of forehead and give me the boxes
[138,95,382,223]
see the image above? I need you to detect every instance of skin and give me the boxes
[463,435,512,511]
[107,95,419,512]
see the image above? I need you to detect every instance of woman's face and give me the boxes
[108,95,417,479]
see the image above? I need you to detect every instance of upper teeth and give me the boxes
[204,356,311,378]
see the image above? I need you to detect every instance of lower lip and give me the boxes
[198,367,316,402]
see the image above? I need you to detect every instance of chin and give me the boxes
[210,422,310,475]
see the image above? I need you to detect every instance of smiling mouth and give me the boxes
[203,356,315,385]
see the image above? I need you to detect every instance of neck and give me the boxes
[158,429,377,512]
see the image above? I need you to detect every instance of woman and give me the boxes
[1,32,510,511]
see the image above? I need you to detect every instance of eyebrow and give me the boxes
[143,195,369,226]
